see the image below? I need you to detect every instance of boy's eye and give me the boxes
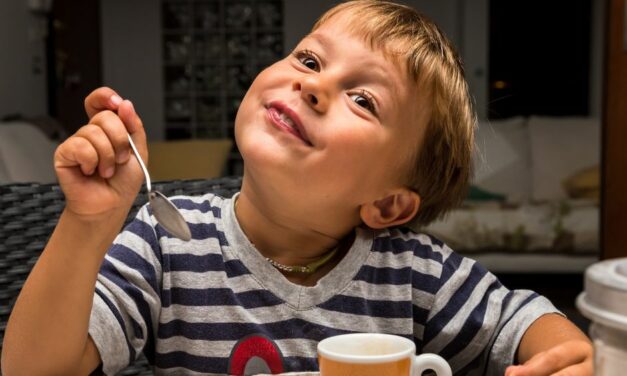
[293,50,320,72]
[302,57,318,70]
[349,91,377,114]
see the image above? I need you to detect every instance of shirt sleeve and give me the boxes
[421,248,561,375]
[88,205,163,376]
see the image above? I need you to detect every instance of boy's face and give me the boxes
[235,16,429,228]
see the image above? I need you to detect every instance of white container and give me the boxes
[577,258,627,376]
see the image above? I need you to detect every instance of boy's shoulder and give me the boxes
[373,226,455,266]
[168,191,232,218]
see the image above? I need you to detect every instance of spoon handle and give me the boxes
[127,134,152,192]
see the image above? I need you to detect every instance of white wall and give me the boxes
[460,0,489,120]
[100,0,163,140]
[283,0,337,51]
[0,2,47,118]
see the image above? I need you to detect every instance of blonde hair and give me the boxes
[314,0,476,227]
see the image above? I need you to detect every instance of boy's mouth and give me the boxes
[266,101,312,146]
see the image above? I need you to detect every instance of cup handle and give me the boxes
[412,353,452,376]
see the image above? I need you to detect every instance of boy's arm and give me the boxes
[506,313,593,376]
[1,88,145,375]
[2,209,126,375]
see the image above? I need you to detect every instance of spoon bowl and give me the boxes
[127,134,192,241]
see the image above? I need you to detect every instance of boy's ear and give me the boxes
[360,189,421,229]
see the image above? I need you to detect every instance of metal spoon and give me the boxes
[127,134,192,241]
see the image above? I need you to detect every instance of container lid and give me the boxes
[576,258,627,330]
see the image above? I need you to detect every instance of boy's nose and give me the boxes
[293,79,328,112]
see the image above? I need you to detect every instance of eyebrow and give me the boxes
[307,32,334,53]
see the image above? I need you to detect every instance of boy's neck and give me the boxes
[234,190,352,268]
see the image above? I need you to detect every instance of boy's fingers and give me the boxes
[118,100,144,134]
[90,110,131,164]
[505,364,534,376]
[55,137,99,176]
[517,342,590,376]
[549,361,593,376]
[74,125,116,179]
[84,86,123,120]
[521,354,565,376]
[73,139,100,176]
[118,100,148,162]
[505,365,524,376]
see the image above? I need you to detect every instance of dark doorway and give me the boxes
[602,0,627,260]
[488,0,592,118]
[48,0,102,134]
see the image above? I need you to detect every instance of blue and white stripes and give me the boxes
[88,193,559,375]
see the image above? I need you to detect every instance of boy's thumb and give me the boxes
[119,100,145,135]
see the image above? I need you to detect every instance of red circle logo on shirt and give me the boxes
[228,334,285,375]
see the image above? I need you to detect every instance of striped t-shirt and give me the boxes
[88,193,559,375]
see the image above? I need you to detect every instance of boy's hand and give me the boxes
[54,87,147,220]
[505,339,593,376]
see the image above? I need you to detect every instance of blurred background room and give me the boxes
[1,0,627,334]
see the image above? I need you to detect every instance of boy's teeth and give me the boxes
[279,112,295,127]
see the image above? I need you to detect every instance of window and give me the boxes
[161,0,283,174]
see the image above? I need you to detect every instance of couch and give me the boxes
[0,177,242,375]
[423,116,601,272]
[0,121,59,184]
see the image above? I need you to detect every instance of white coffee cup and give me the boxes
[318,333,452,376]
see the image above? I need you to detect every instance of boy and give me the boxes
[2,1,592,375]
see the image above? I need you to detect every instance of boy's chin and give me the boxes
[239,145,296,182]
[240,135,309,169]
